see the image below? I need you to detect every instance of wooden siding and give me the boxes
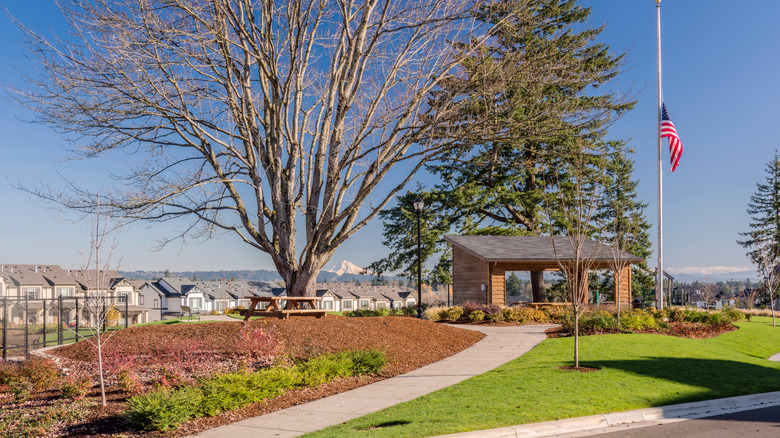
[615,265,632,305]
[452,246,490,305]
[490,266,506,306]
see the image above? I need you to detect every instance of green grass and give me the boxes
[306,321,780,437]
[36,327,124,346]
[136,318,217,326]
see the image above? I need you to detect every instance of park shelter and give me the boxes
[444,235,645,306]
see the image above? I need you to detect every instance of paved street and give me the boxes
[548,404,780,438]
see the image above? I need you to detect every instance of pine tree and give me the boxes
[506,273,523,296]
[366,189,456,286]
[372,0,634,301]
[594,145,653,299]
[738,151,780,272]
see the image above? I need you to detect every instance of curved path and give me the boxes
[191,324,555,438]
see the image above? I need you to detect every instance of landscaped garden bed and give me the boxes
[308,318,780,438]
[0,316,484,437]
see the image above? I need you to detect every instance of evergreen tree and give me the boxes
[594,145,653,299]
[506,273,523,296]
[437,0,632,285]
[372,0,635,302]
[367,189,456,286]
[738,151,780,272]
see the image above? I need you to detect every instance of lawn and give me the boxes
[306,321,780,437]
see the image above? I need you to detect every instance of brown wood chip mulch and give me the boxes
[7,316,484,438]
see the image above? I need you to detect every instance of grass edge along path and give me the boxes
[305,321,780,438]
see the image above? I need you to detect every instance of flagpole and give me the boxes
[656,0,664,310]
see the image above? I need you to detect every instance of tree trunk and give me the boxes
[574,312,580,368]
[531,271,545,302]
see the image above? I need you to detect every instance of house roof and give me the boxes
[444,235,644,267]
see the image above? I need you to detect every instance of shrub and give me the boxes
[620,310,657,332]
[233,325,280,367]
[501,307,518,322]
[60,375,91,400]
[9,377,33,402]
[401,305,418,317]
[21,358,60,391]
[0,361,21,386]
[721,307,744,323]
[126,386,203,431]
[541,306,568,323]
[446,306,464,321]
[298,354,353,386]
[423,307,444,321]
[118,369,142,394]
[375,307,391,317]
[468,310,485,322]
[485,311,502,322]
[666,307,686,323]
[198,367,300,416]
[344,349,386,375]
[579,311,618,333]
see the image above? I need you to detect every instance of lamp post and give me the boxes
[413,197,424,318]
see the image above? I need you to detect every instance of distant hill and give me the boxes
[122,263,401,285]
[121,269,282,283]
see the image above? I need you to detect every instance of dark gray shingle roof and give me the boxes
[444,235,644,264]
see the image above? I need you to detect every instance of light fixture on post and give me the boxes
[413,197,424,318]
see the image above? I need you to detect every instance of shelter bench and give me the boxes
[179,305,201,321]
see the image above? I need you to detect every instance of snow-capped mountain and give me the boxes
[325,260,374,277]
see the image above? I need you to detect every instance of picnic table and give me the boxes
[525,302,570,309]
[241,296,327,321]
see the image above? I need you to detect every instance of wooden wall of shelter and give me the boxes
[447,236,641,307]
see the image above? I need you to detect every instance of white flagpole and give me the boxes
[656,0,664,310]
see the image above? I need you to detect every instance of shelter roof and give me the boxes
[444,235,643,266]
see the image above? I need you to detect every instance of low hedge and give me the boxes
[125,349,387,431]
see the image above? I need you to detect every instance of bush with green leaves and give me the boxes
[468,310,485,322]
[60,375,91,400]
[21,358,60,391]
[198,367,300,416]
[720,307,744,323]
[446,306,464,321]
[126,348,387,430]
[125,386,203,431]
[345,349,386,375]
[620,310,658,332]
[298,353,354,386]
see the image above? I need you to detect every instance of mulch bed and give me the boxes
[2,317,484,438]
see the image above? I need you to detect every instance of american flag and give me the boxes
[661,103,683,172]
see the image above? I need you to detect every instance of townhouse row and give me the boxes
[0,264,418,326]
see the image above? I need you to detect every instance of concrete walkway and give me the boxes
[192,324,555,438]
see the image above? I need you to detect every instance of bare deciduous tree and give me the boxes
[74,197,123,406]
[548,142,605,368]
[12,0,474,296]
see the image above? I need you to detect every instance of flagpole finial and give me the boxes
[656,0,661,4]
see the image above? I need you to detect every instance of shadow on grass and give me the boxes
[589,357,780,405]
[358,420,411,430]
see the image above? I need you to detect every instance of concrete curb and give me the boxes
[435,391,780,438]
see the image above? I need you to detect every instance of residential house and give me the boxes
[139,277,278,319]
[0,264,149,325]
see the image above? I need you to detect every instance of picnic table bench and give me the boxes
[240,296,326,321]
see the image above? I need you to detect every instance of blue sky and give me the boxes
[0,1,776,280]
